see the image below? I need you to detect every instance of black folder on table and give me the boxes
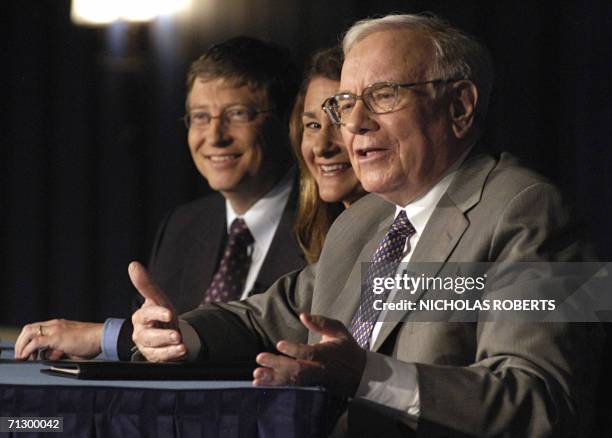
[40,360,256,380]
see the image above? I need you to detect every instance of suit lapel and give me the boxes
[178,195,226,311]
[309,197,395,344]
[371,152,498,352]
[333,216,395,328]
[252,179,305,294]
[371,200,469,351]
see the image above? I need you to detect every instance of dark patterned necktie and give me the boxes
[350,210,415,349]
[203,218,254,304]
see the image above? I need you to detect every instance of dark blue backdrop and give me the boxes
[2,0,611,325]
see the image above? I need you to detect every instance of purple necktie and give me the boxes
[203,218,254,304]
[350,210,415,349]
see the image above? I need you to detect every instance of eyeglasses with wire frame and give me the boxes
[323,78,462,125]
[183,105,273,129]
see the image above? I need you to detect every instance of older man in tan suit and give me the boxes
[128,14,601,437]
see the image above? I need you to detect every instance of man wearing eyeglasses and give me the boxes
[15,36,305,361]
[129,15,600,437]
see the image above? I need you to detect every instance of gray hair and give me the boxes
[343,13,494,122]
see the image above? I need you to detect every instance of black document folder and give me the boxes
[40,360,256,380]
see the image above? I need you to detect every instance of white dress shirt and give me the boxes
[225,167,295,299]
[179,168,295,361]
[355,146,472,420]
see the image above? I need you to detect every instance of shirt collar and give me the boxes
[395,145,473,236]
[226,167,295,244]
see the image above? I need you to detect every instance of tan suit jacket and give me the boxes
[183,151,602,437]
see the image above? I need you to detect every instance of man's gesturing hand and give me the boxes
[129,261,187,362]
[253,313,366,398]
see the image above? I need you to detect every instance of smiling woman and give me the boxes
[290,46,366,262]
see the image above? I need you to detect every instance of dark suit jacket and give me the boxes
[182,151,602,437]
[118,186,306,358]
[147,188,305,313]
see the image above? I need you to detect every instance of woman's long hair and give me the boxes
[289,46,345,263]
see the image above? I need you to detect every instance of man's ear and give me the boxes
[449,80,478,139]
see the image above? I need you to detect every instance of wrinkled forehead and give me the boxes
[340,29,435,92]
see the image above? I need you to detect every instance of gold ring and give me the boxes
[38,325,44,336]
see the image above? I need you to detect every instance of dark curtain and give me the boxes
[2,1,202,323]
[2,0,611,325]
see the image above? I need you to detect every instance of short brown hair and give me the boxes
[186,36,299,123]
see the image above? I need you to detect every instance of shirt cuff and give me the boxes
[355,350,421,418]
[101,318,125,361]
[179,319,201,362]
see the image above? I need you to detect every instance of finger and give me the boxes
[252,367,276,386]
[16,324,53,360]
[254,353,324,387]
[276,340,314,361]
[15,323,45,358]
[128,261,173,309]
[133,328,182,349]
[139,343,187,363]
[17,336,45,361]
[14,327,33,359]
[255,351,290,366]
[132,305,175,327]
[300,313,348,340]
[255,352,301,385]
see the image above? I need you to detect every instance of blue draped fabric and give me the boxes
[0,385,328,437]
[0,362,330,437]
